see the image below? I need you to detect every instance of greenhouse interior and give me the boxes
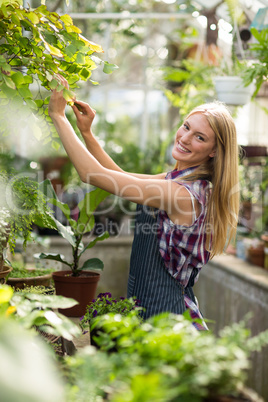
[0,0,268,401]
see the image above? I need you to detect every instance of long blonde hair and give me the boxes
[176,102,240,258]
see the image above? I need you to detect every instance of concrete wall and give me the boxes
[194,255,268,401]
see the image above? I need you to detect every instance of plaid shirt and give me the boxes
[157,166,212,330]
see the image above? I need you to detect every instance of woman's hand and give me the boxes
[48,74,69,119]
[72,100,96,135]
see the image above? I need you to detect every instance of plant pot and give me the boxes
[52,270,100,317]
[6,271,52,289]
[214,76,254,105]
[247,246,265,268]
[0,265,12,284]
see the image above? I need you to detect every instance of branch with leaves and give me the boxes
[0,0,118,148]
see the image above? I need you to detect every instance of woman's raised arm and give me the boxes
[72,99,166,180]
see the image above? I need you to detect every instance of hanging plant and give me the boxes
[0,0,118,149]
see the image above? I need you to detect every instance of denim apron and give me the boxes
[127,204,197,320]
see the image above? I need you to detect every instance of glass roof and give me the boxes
[194,0,268,22]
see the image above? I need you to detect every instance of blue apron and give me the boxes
[127,204,197,320]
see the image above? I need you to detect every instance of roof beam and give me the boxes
[69,12,191,20]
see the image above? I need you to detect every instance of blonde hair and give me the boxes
[175,102,240,258]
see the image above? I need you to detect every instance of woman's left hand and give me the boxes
[48,74,70,119]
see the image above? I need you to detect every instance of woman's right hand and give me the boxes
[72,100,96,136]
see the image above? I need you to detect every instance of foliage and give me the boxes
[0,282,83,401]
[0,0,118,149]
[14,284,55,294]
[0,283,80,340]
[162,59,215,120]
[64,312,268,402]
[0,170,54,253]
[242,28,268,98]
[7,261,53,278]
[34,179,110,276]
[0,207,10,253]
[80,292,142,333]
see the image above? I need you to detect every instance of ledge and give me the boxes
[47,234,134,247]
[208,254,268,292]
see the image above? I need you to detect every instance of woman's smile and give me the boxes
[172,112,216,169]
[176,143,191,153]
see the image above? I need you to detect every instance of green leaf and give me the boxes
[26,11,40,25]
[65,44,78,58]
[38,252,71,268]
[25,98,38,110]
[48,78,59,89]
[51,140,60,150]
[11,13,20,26]
[79,67,91,79]
[60,14,73,26]
[18,86,32,99]
[78,188,110,225]
[3,75,16,89]
[79,231,109,257]
[76,53,85,64]
[103,61,119,74]
[79,257,104,271]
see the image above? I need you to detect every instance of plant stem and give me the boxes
[72,235,82,276]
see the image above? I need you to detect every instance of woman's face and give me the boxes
[172,112,216,170]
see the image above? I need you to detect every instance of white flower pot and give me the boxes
[214,76,255,105]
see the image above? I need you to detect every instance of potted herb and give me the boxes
[34,179,110,317]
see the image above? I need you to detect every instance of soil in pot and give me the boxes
[52,270,100,317]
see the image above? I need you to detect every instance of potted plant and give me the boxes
[241,28,268,98]
[64,312,268,401]
[0,0,118,148]
[0,170,54,279]
[80,292,142,343]
[214,62,255,106]
[6,261,53,290]
[34,179,110,317]
[212,0,255,105]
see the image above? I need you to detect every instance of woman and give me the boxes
[48,75,240,329]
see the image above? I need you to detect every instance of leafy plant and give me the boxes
[0,170,54,254]
[7,261,53,278]
[34,179,110,276]
[242,28,268,98]
[0,283,81,341]
[162,59,215,120]
[80,292,141,333]
[64,312,268,402]
[0,0,118,148]
[0,284,66,402]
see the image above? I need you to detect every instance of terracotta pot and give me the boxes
[0,265,12,284]
[6,272,52,289]
[52,270,100,317]
[247,246,265,268]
